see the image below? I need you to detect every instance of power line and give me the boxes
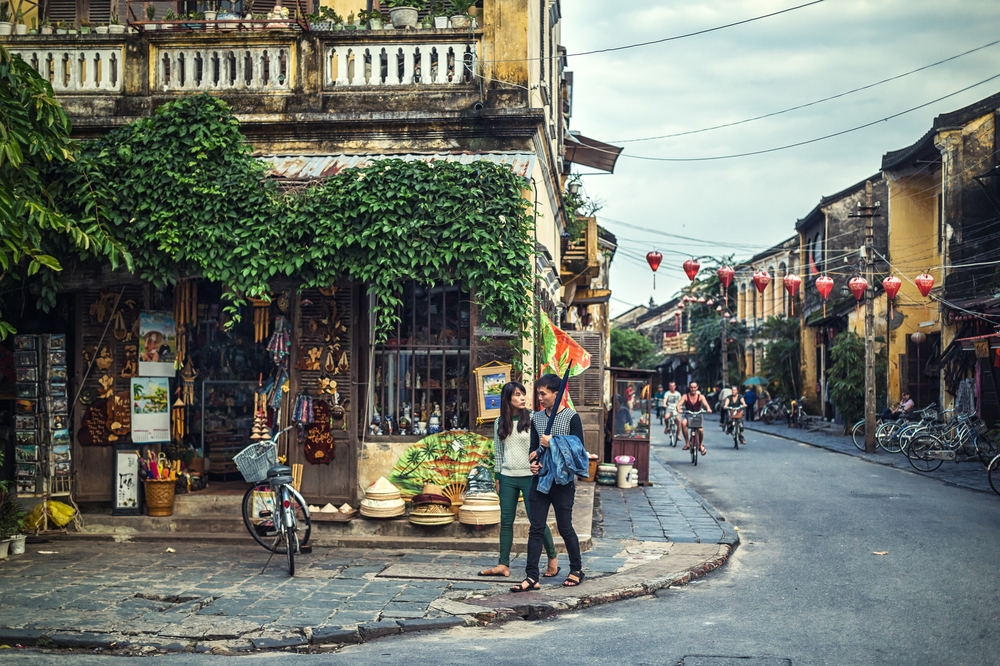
[484,0,827,64]
[591,73,1000,162]
[613,38,1000,143]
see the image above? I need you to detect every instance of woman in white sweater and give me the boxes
[479,381,559,578]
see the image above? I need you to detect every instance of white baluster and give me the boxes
[402,44,415,85]
[415,46,429,85]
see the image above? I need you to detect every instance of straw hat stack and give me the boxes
[458,490,501,526]
[360,477,405,519]
[408,483,454,526]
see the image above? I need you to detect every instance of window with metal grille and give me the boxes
[372,282,472,435]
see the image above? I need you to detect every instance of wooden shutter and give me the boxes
[567,331,604,406]
[46,0,80,24]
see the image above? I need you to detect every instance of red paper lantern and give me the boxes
[848,276,867,301]
[783,273,801,297]
[683,259,700,282]
[752,270,771,294]
[882,275,901,300]
[697,296,706,304]
[717,265,735,290]
[816,275,834,300]
[915,272,934,298]
[646,250,663,289]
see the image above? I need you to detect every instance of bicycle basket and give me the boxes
[923,409,937,422]
[688,414,703,429]
[973,419,989,436]
[234,440,278,484]
[731,409,744,420]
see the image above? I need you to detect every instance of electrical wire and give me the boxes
[585,73,1000,162]
[483,0,827,65]
[614,38,1000,144]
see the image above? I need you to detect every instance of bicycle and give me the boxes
[760,399,788,425]
[905,413,989,473]
[867,404,936,454]
[684,409,708,466]
[235,426,312,576]
[664,411,680,447]
[728,406,746,448]
[988,454,1000,496]
[788,396,807,428]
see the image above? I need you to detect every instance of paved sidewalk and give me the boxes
[0,438,737,654]
[743,420,995,494]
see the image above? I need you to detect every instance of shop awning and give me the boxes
[571,288,612,305]
[258,152,536,180]
[957,332,1000,354]
[564,133,622,173]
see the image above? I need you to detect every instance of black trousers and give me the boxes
[525,476,582,581]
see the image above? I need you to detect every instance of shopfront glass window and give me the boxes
[613,379,650,439]
[373,283,471,436]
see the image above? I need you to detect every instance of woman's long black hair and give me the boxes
[498,381,531,440]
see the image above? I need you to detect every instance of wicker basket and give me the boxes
[145,478,176,517]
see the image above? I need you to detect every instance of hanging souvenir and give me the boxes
[267,316,291,366]
[305,347,322,371]
[318,377,337,397]
[324,346,337,373]
[78,399,110,446]
[95,346,114,371]
[120,345,139,378]
[277,292,291,314]
[294,394,314,424]
[89,290,118,323]
[180,357,198,405]
[113,310,128,341]
[303,400,334,464]
[106,391,132,442]
[250,384,271,442]
[336,350,349,375]
[171,392,186,441]
[98,373,115,399]
[251,298,272,343]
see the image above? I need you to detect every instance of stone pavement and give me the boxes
[0,446,736,654]
[743,420,996,494]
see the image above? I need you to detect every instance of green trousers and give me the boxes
[497,473,556,566]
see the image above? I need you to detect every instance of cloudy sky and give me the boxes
[559,0,1000,316]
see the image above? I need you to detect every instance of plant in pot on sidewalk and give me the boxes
[449,0,475,28]
[387,0,425,29]
[0,490,26,559]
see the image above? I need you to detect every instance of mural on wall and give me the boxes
[388,431,494,499]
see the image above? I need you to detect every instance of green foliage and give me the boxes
[75,95,533,341]
[680,255,745,386]
[0,490,25,537]
[450,0,477,14]
[611,327,656,368]
[0,45,132,339]
[562,174,603,241]
[757,316,801,398]
[827,330,887,425]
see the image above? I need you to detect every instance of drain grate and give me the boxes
[680,657,791,666]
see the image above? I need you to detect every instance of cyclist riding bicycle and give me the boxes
[680,382,713,456]
[722,386,745,435]
[662,381,682,434]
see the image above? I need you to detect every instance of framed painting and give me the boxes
[473,362,511,425]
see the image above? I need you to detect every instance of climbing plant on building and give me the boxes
[74,94,535,342]
[0,45,132,339]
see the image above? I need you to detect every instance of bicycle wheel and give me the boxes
[975,434,998,467]
[733,422,740,448]
[876,421,902,454]
[761,408,775,425]
[907,433,944,472]
[242,484,311,554]
[669,420,678,447]
[284,520,297,576]
[988,455,1000,496]
[852,420,867,451]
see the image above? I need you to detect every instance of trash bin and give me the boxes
[614,455,635,489]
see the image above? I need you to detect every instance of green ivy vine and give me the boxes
[73,95,534,340]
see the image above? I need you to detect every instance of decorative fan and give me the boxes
[442,481,467,516]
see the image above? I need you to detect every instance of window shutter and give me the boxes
[567,331,604,406]
[46,0,79,24]
[89,0,111,25]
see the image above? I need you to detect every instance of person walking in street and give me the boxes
[680,381,713,456]
[480,381,559,579]
[653,385,666,425]
[744,386,758,421]
[662,381,682,434]
[512,374,586,592]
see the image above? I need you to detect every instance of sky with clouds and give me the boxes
[558,0,1000,316]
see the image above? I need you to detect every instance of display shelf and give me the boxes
[201,380,256,480]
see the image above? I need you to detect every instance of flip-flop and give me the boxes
[542,566,561,578]
[479,567,510,577]
[700,448,708,456]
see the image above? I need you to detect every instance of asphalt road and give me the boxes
[8,423,1000,665]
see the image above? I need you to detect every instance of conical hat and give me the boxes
[367,477,399,494]
[421,482,445,496]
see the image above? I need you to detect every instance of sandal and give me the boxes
[682,445,690,451]
[562,571,585,587]
[700,447,707,456]
[543,566,561,578]
[510,577,539,593]
[479,565,510,577]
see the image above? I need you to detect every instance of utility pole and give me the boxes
[851,181,881,453]
[720,317,728,386]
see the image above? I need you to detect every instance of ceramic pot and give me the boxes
[15,23,27,34]
[94,25,108,33]
[0,539,9,560]
[145,22,157,30]
[0,22,15,35]
[80,26,91,33]
[41,25,53,34]
[433,15,448,28]
[450,15,470,28]
[9,534,26,555]
[109,24,126,34]
[369,18,382,29]
[389,6,417,29]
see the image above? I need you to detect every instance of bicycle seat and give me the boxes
[267,465,293,478]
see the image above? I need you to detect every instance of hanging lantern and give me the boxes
[910,331,926,345]
[752,270,770,316]
[697,296,706,304]
[882,275,902,321]
[849,276,867,319]
[915,272,934,298]
[723,312,731,319]
[646,251,663,289]
[707,299,714,306]
[783,273,802,316]
[718,265,735,308]
[716,305,723,312]
[816,275,834,318]
[683,258,700,283]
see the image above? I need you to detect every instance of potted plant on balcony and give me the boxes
[15,6,27,34]
[387,0,423,29]
[204,0,218,23]
[143,2,156,29]
[430,0,448,28]
[55,20,67,34]
[0,2,13,35]
[40,17,52,33]
[80,18,91,33]
[28,16,36,34]
[366,8,382,30]
[344,11,355,30]
[449,0,475,28]
[95,21,108,33]
[109,6,126,33]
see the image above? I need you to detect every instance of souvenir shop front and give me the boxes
[2,273,517,514]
